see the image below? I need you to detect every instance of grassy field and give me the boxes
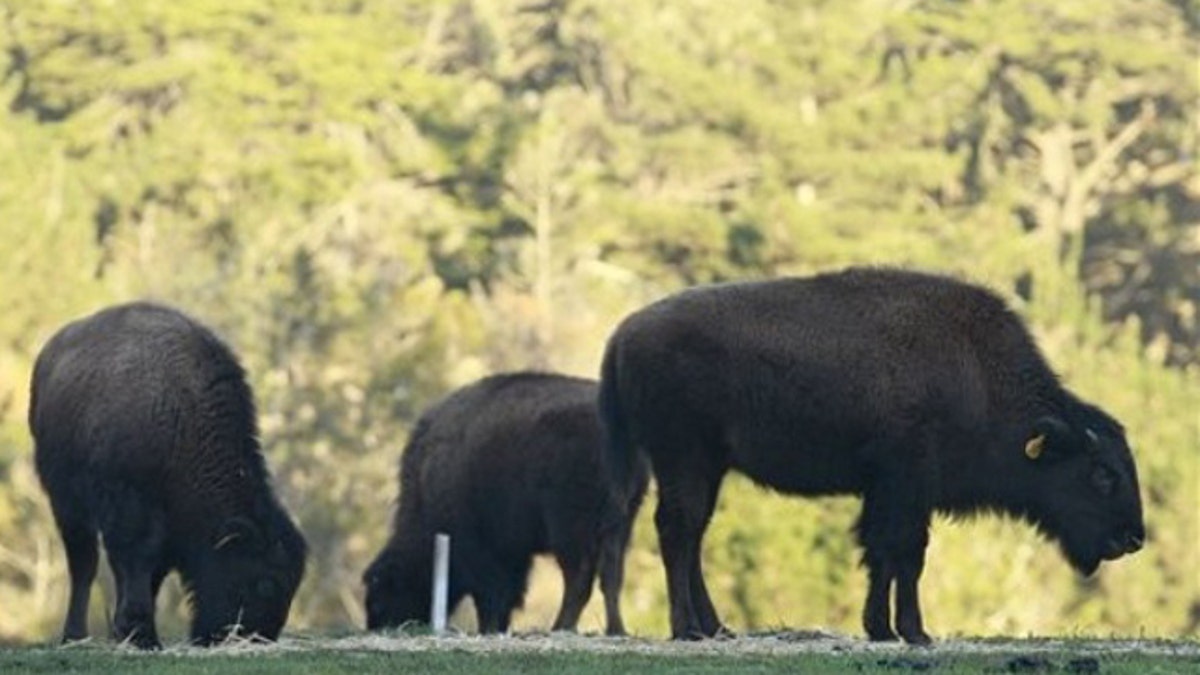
[2,633,1198,675]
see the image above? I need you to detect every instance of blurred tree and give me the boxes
[884,0,1199,365]
[0,0,1194,642]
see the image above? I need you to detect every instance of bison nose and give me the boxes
[1125,533,1144,554]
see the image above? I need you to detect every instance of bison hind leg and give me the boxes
[469,554,533,635]
[48,499,99,643]
[551,553,597,633]
[97,483,167,650]
[653,458,727,640]
[597,523,634,636]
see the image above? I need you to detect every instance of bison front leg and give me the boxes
[474,557,532,635]
[99,487,165,650]
[894,547,930,645]
[861,551,898,641]
[111,561,160,649]
[858,466,932,645]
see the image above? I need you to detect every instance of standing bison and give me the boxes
[599,268,1144,644]
[30,303,307,649]
[363,373,648,635]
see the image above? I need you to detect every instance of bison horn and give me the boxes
[1024,434,1046,460]
[214,532,241,550]
[214,516,262,550]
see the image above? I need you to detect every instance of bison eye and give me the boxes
[1091,464,1117,496]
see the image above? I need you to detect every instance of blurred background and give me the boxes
[0,0,1196,643]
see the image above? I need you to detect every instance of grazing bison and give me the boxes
[599,267,1145,644]
[30,303,307,649]
[363,373,648,635]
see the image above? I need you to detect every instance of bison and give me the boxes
[363,372,649,635]
[599,267,1145,644]
[30,302,307,649]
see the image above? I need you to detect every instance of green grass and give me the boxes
[1,637,1198,675]
[0,649,1194,675]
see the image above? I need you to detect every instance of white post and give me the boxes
[431,533,450,634]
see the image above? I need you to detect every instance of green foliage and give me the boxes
[0,0,1196,643]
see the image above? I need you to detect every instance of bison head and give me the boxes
[190,514,307,645]
[1023,414,1145,576]
[362,546,430,630]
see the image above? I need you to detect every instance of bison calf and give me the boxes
[363,373,648,635]
[30,303,307,649]
[599,268,1144,643]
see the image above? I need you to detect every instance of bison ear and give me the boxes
[1025,416,1073,462]
[268,539,290,566]
[214,517,263,551]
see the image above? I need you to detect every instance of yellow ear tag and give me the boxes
[1025,434,1046,460]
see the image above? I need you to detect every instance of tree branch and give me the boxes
[1077,100,1157,197]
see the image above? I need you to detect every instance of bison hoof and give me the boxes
[672,624,733,641]
[673,626,710,641]
[712,625,736,640]
[115,625,161,650]
[125,633,162,651]
[866,625,899,642]
[900,629,932,646]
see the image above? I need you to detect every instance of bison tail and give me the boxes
[598,340,639,507]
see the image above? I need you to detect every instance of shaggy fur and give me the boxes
[30,303,306,649]
[363,373,648,635]
[599,267,1144,643]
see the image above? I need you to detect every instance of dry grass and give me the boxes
[121,629,1200,658]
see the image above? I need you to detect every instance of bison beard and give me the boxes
[599,267,1145,643]
[29,303,307,649]
[363,373,648,635]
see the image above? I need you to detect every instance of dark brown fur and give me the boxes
[30,303,306,649]
[600,268,1144,643]
[363,373,648,635]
